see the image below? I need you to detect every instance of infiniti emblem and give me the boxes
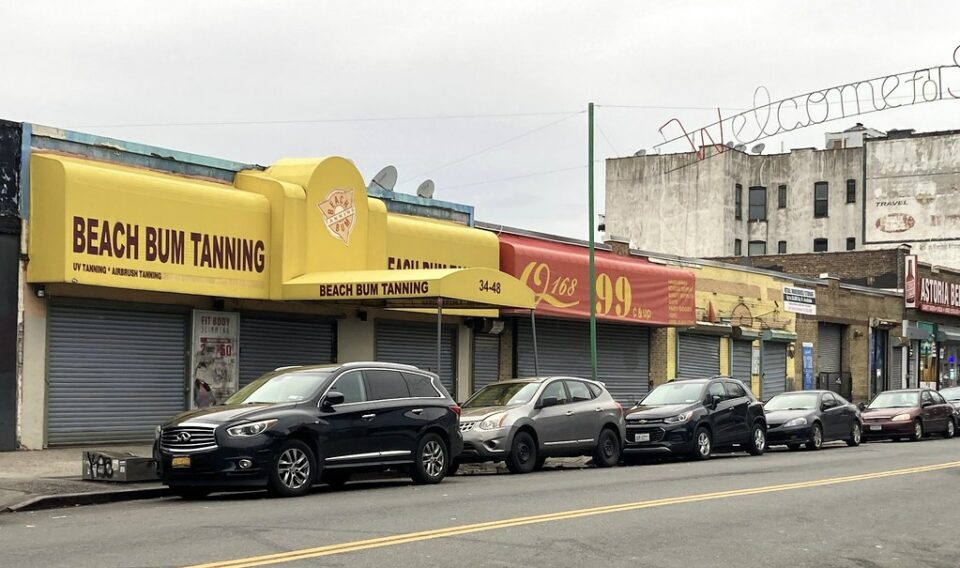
[177,431,192,442]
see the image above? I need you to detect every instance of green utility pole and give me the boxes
[587,102,597,381]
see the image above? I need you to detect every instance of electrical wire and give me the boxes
[445,160,603,191]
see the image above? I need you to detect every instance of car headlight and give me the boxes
[479,413,507,430]
[664,411,694,424]
[891,414,912,422]
[226,419,278,437]
[783,417,808,427]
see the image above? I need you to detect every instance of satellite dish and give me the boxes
[751,143,765,154]
[370,165,398,192]
[416,179,435,199]
[725,142,734,148]
[633,149,647,157]
[734,143,747,152]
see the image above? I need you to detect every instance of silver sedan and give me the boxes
[454,377,626,474]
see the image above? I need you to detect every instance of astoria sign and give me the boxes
[905,256,960,317]
[656,45,960,157]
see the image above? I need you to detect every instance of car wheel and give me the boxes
[321,470,351,489]
[690,427,712,461]
[170,487,211,500]
[747,423,766,456]
[806,423,823,451]
[945,419,956,439]
[846,422,862,447]
[592,428,621,468]
[506,431,539,474]
[787,443,803,451]
[532,456,547,471]
[909,419,924,442]
[268,440,317,497]
[410,433,448,485]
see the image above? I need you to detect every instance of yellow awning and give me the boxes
[283,267,536,309]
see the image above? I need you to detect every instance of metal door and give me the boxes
[472,333,500,394]
[516,319,650,404]
[239,315,336,387]
[731,340,753,384]
[677,334,721,379]
[47,302,187,445]
[889,347,904,390]
[375,319,457,399]
[761,342,788,401]
[818,324,843,375]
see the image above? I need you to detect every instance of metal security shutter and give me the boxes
[239,316,336,387]
[47,303,187,445]
[677,334,721,379]
[731,340,753,384]
[818,323,842,374]
[516,319,650,404]
[762,342,788,400]
[375,320,457,398]
[889,347,903,390]
[472,333,500,394]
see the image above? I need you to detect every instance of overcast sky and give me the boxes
[2,1,959,239]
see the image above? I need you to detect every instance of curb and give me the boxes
[2,486,171,514]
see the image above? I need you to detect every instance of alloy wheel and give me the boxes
[277,447,311,490]
[698,431,711,457]
[421,440,445,478]
[915,421,923,440]
[948,420,956,438]
[754,428,765,451]
[812,425,823,448]
[852,424,861,444]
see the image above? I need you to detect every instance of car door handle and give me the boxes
[595,407,603,412]
[361,414,376,420]
[565,410,574,416]
[411,408,423,415]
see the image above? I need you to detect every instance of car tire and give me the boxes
[506,431,539,474]
[945,419,956,439]
[592,428,621,468]
[170,487,211,500]
[846,422,862,447]
[786,443,803,451]
[410,433,448,485]
[268,440,317,498]
[690,427,712,461]
[321,470,351,489]
[909,420,923,442]
[747,423,766,456]
[806,423,823,451]
[532,456,547,471]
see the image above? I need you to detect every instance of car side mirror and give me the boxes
[322,391,345,407]
[539,396,558,409]
[710,394,722,408]
[857,402,866,411]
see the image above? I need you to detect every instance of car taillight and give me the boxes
[450,404,461,416]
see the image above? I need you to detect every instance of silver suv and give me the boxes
[454,377,626,474]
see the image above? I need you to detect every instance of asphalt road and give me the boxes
[3,438,960,568]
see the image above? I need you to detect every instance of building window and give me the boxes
[748,186,767,221]
[814,182,829,218]
[846,237,856,250]
[814,238,828,252]
[846,179,856,204]
[778,185,787,209]
[734,239,742,256]
[748,241,767,256]
[778,240,787,254]
[735,184,743,220]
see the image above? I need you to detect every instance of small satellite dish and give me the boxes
[734,143,747,152]
[633,149,647,157]
[725,141,735,148]
[370,165,398,192]
[416,179,435,199]
[751,143,765,154]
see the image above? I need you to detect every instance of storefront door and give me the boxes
[872,329,889,395]
[761,342,788,401]
[375,319,458,399]
[677,334,721,379]
[731,340,753,385]
[238,315,336,387]
[472,333,500,394]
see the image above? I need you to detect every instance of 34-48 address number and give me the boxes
[479,280,502,294]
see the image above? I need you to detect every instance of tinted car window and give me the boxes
[330,370,367,404]
[540,381,569,404]
[364,370,410,401]
[566,380,593,402]
[707,382,725,400]
[402,372,440,398]
[822,393,840,407]
[724,381,747,399]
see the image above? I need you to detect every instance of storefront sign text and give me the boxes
[783,286,817,316]
[318,280,430,298]
[917,277,960,316]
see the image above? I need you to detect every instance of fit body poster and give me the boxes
[190,310,239,408]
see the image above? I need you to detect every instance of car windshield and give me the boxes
[639,382,705,406]
[225,370,332,404]
[764,393,819,411]
[463,382,540,408]
[868,391,920,409]
[941,387,960,402]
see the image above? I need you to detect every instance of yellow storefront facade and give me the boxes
[21,152,533,448]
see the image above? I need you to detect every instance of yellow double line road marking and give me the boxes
[187,460,960,568]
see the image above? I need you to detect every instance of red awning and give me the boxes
[499,234,696,326]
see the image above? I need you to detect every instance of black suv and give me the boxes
[155,362,463,498]
[622,377,766,460]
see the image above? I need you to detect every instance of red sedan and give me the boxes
[860,389,956,442]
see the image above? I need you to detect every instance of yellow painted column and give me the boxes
[719,337,730,375]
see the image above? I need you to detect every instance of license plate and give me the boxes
[171,456,191,468]
[634,433,651,442]
[870,425,882,431]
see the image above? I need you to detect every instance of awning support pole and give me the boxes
[531,309,541,378]
[436,298,443,378]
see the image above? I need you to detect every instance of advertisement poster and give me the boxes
[783,286,817,316]
[190,310,239,409]
[904,255,917,308]
[802,342,814,390]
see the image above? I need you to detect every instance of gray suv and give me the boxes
[454,377,626,474]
